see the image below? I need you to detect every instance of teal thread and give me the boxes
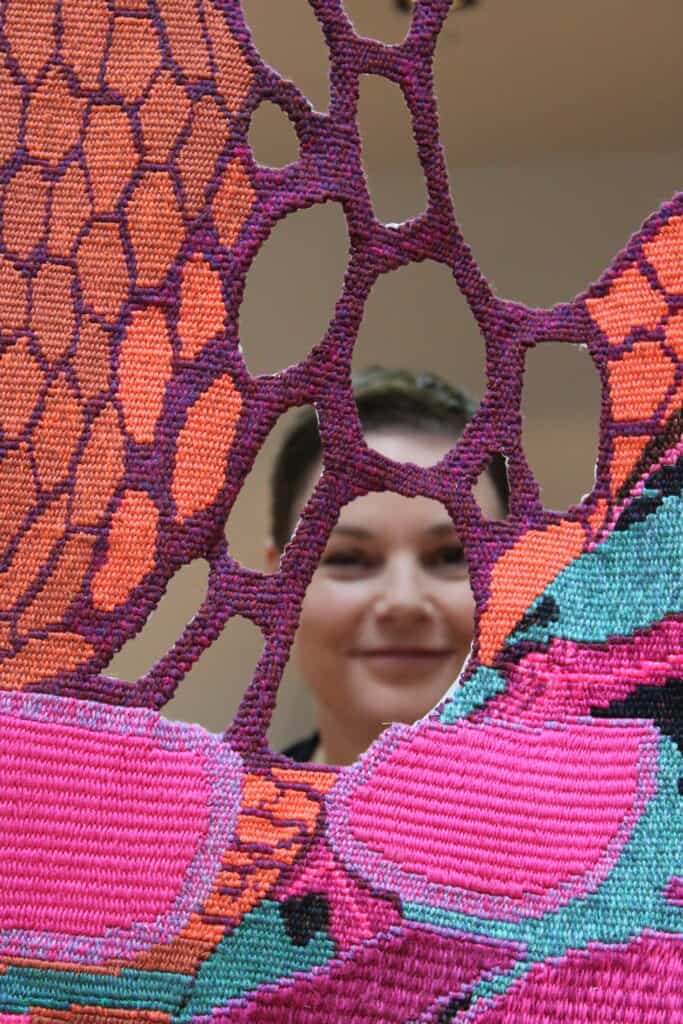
[404,733,683,1009]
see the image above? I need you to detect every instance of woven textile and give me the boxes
[0,1,682,1020]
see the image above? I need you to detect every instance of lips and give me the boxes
[349,648,458,678]
[353,649,455,658]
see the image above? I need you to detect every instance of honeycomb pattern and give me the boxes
[0,0,254,692]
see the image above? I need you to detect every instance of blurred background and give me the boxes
[107,0,683,747]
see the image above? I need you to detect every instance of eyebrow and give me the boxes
[330,522,459,540]
[425,522,459,537]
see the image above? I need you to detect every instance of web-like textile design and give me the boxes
[0,1,682,1020]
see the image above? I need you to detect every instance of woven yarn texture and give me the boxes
[0,0,682,1019]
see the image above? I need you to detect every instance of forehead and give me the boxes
[366,428,456,467]
[335,488,454,538]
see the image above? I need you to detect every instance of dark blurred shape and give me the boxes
[395,0,478,11]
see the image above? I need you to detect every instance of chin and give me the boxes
[350,683,449,734]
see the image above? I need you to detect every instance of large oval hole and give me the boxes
[351,260,487,456]
[227,404,322,569]
[104,559,210,683]
[359,74,425,225]
[521,342,601,510]
[162,614,264,734]
[239,202,349,375]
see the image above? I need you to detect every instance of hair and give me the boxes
[270,366,509,550]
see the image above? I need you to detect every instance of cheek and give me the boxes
[441,581,477,642]
[294,577,366,664]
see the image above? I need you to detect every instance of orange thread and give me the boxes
[0,632,94,690]
[178,96,230,218]
[586,266,668,346]
[479,520,586,665]
[32,373,84,491]
[31,263,76,364]
[203,2,254,115]
[106,16,161,103]
[48,162,92,258]
[25,67,86,167]
[0,494,69,608]
[71,404,125,527]
[72,319,111,402]
[126,171,184,289]
[0,336,44,439]
[643,215,683,294]
[156,0,212,79]
[60,0,110,91]
[139,71,192,164]
[212,158,255,250]
[172,374,242,519]
[607,341,676,421]
[610,433,650,494]
[91,490,159,611]
[2,163,50,259]
[77,221,130,322]
[3,0,54,80]
[0,444,36,562]
[17,532,97,634]
[83,104,137,213]
[178,255,225,360]
[118,306,173,444]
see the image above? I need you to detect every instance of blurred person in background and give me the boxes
[266,367,509,765]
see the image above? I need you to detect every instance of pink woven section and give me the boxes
[282,838,401,951]
[0,712,211,935]
[474,934,683,1023]
[332,719,656,908]
[212,923,521,1024]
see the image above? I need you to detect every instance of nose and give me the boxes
[373,555,433,624]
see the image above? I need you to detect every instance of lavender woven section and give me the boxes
[0,1,682,1020]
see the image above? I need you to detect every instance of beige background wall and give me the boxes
[106,1,683,749]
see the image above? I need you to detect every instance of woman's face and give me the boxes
[279,429,505,745]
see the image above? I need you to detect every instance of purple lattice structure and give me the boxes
[0,1,682,1020]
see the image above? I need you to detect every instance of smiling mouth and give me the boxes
[352,649,456,659]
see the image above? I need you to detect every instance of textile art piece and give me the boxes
[0,0,682,1019]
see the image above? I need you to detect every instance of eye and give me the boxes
[425,544,468,575]
[320,548,377,574]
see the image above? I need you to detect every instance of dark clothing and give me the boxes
[282,732,319,763]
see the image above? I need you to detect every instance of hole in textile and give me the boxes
[521,342,601,510]
[351,260,487,458]
[473,452,510,521]
[343,1,410,45]
[249,99,299,168]
[434,1,683,305]
[239,200,349,376]
[359,74,425,225]
[104,558,210,683]
[272,490,479,765]
[241,0,329,111]
[227,403,322,569]
[162,614,264,734]
[267,666,316,757]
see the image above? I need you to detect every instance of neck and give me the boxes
[315,705,385,766]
